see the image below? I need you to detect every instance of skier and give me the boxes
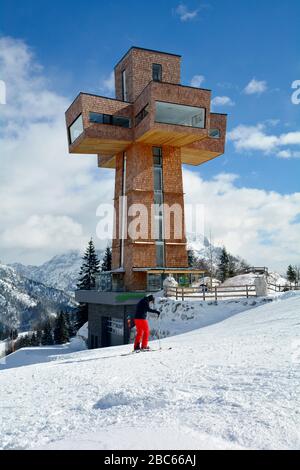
[134,294,160,351]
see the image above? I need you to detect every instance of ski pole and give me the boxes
[158,312,161,350]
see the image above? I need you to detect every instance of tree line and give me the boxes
[5,311,76,355]
[188,245,250,283]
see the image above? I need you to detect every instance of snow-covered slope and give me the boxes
[150,295,274,339]
[0,292,299,450]
[0,263,77,332]
[11,250,104,296]
[221,272,288,289]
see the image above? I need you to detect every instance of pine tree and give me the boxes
[36,327,42,346]
[77,238,100,290]
[65,313,76,338]
[41,319,54,345]
[228,255,238,278]
[54,312,70,345]
[287,265,297,283]
[76,239,101,329]
[30,332,38,347]
[188,249,197,268]
[218,246,230,282]
[101,245,112,272]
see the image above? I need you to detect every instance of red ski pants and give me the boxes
[134,319,150,349]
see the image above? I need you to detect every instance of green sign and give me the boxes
[115,293,144,303]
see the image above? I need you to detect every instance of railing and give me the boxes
[166,285,256,301]
[244,266,269,275]
[267,283,300,293]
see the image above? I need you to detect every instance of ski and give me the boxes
[141,347,172,352]
[95,347,173,360]
[120,347,172,357]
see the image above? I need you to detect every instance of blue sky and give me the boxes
[0,0,300,269]
[2,0,300,192]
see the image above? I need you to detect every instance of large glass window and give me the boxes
[135,104,149,126]
[155,101,205,128]
[154,166,163,192]
[154,215,164,240]
[147,274,162,292]
[152,64,162,82]
[89,112,131,128]
[69,114,84,144]
[153,147,165,267]
[156,242,165,267]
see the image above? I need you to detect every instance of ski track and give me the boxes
[0,293,300,450]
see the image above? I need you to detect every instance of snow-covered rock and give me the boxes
[254,276,268,296]
[163,275,178,295]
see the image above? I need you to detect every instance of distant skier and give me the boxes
[134,295,160,351]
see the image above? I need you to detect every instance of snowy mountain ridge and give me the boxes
[0,263,77,332]
[11,249,105,296]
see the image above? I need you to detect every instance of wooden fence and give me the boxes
[166,285,257,301]
[267,283,300,293]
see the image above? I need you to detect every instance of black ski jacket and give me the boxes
[135,297,160,320]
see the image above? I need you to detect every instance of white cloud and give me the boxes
[99,71,115,96]
[175,4,199,21]
[277,150,300,159]
[279,132,300,145]
[190,75,205,87]
[228,123,300,156]
[277,150,292,159]
[244,78,268,95]
[183,170,300,272]
[211,96,235,107]
[1,215,85,250]
[0,36,115,265]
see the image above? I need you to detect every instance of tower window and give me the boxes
[209,128,221,139]
[152,64,162,82]
[122,69,128,101]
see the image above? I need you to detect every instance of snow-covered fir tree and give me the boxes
[41,318,54,345]
[287,265,297,283]
[101,245,112,272]
[53,312,70,345]
[76,239,101,329]
[188,249,198,267]
[218,246,230,282]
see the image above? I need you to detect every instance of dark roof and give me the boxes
[114,46,181,69]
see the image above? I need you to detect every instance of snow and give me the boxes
[221,273,259,287]
[150,295,275,339]
[268,271,289,287]
[221,272,289,289]
[0,292,299,450]
[0,337,87,370]
[77,322,88,340]
[0,340,7,359]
